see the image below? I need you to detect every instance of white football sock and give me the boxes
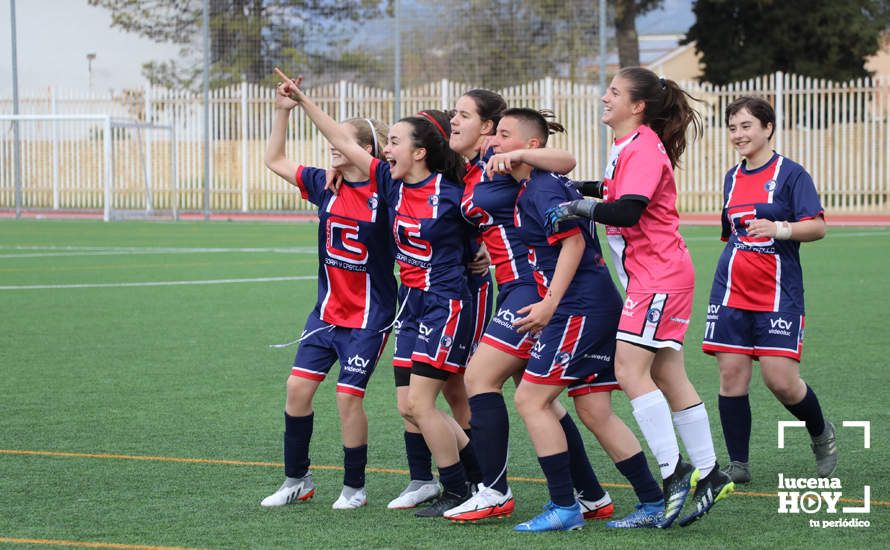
[631,390,680,479]
[672,403,716,478]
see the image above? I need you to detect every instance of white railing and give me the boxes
[2,72,889,214]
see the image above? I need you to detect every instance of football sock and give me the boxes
[718,394,752,463]
[343,444,367,489]
[459,440,483,485]
[284,412,313,479]
[559,412,606,501]
[468,392,510,493]
[615,451,663,504]
[404,431,434,481]
[631,390,680,478]
[538,452,576,507]
[438,461,469,496]
[784,384,826,437]
[672,402,716,478]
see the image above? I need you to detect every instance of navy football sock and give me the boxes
[468,392,510,493]
[615,451,663,504]
[404,431,434,481]
[284,412,313,479]
[718,394,752,463]
[438,461,469,496]
[343,444,367,489]
[560,412,606,501]
[459,440,483,485]
[538,452,575,507]
[784,385,826,437]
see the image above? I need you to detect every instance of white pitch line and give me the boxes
[0,276,315,291]
[0,245,316,258]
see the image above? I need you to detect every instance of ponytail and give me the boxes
[618,67,702,168]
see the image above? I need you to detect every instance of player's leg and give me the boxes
[760,355,837,477]
[716,352,754,483]
[705,303,757,483]
[260,375,323,507]
[408,366,474,517]
[443,343,524,521]
[572,390,665,527]
[261,319,336,508]
[442,373,483,487]
[512,381,584,532]
[549,398,612,520]
[330,328,388,509]
[387,368,441,509]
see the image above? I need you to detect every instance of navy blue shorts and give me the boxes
[702,303,805,361]
[523,311,621,397]
[292,311,389,398]
[392,286,475,375]
[480,281,541,359]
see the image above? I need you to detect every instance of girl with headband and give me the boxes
[261,81,395,510]
[280,76,487,518]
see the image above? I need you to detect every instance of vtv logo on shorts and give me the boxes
[776,421,871,518]
[347,355,370,369]
[343,354,370,374]
[769,317,793,337]
[497,308,517,323]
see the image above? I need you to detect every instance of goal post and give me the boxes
[0,114,178,221]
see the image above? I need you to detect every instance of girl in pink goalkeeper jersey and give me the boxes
[546,67,733,528]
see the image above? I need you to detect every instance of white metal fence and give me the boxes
[2,72,889,214]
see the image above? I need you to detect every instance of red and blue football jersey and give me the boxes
[708,153,824,314]
[295,165,397,330]
[461,150,534,288]
[372,158,472,299]
[515,169,622,315]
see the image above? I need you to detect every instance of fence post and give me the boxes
[543,76,554,111]
[241,80,249,212]
[103,116,112,222]
[144,86,153,212]
[775,71,784,153]
[339,80,348,121]
[51,86,60,209]
[440,78,449,111]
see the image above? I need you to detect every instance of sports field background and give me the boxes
[0,220,886,549]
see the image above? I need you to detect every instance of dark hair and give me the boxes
[617,67,702,168]
[462,89,507,135]
[344,118,388,160]
[402,109,467,184]
[725,96,776,140]
[501,107,566,147]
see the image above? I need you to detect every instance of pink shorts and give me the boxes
[617,291,693,351]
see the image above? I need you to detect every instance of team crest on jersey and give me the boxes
[440,335,453,349]
[554,351,572,366]
[764,179,777,192]
[646,307,661,323]
[428,194,440,206]
[368,194,379,210]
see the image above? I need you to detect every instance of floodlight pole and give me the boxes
[10,0,22,219]
[202,0,210,221]
[393,0,401,120]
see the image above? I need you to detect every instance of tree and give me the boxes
[402,0,602,89]
[89,0,391,90]
[685,0,890,84]
[613,0,664,67]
